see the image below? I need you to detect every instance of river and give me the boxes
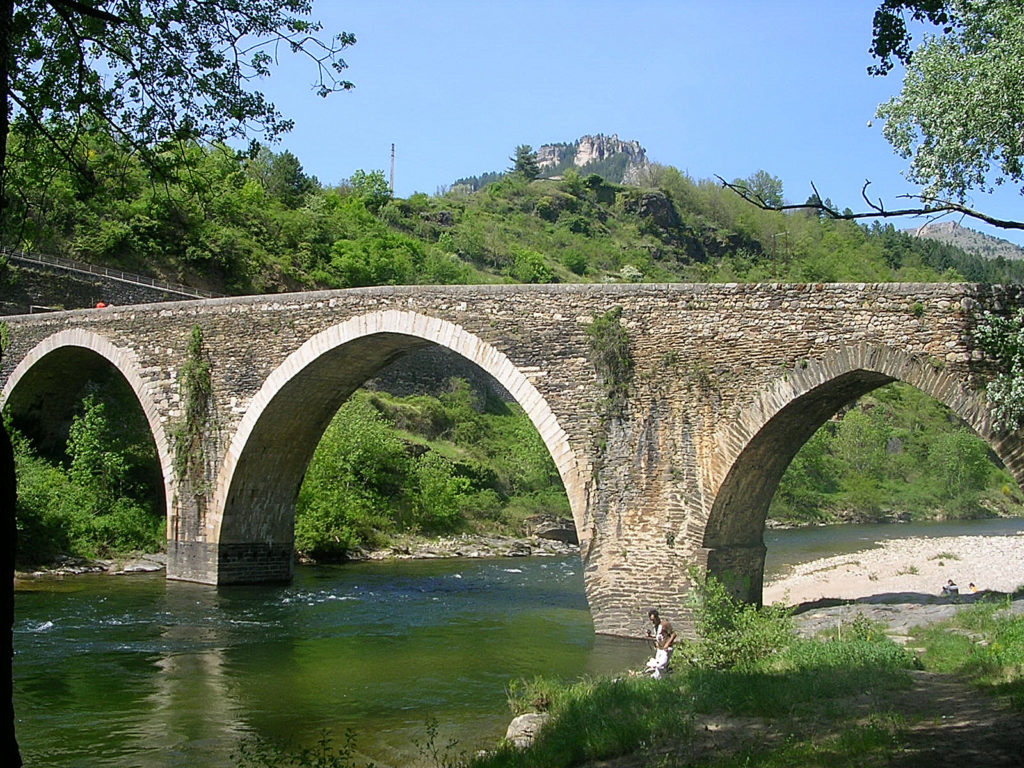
[14,517,1024,767]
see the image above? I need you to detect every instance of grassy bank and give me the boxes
[462,582,1024,768]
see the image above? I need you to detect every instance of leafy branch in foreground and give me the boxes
[2,1,355,211]
[724,1,1024,233]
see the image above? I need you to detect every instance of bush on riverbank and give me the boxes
[8,394,164,565]
[463,589,1024,767]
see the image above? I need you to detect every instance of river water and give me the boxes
[14,517,1024,767]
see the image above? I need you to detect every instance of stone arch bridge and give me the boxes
[3,283,1022,636]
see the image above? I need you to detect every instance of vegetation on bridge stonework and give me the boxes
[974,307,1024,432]
[584,306,634,417]
[173,325,213,487]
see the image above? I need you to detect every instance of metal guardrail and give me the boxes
[1,247,223,300]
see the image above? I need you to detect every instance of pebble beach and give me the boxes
[764,532,1024,606]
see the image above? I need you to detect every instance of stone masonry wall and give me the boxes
[0,260,207,315]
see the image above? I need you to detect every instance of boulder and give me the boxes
[526,514,579,545]
[505,712,550,749]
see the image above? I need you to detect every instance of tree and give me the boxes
[867,0,954,76]
[875,0,1024,202]
[509,144,540,180]
[738,169,784,208]
[0,1,355,215]
[346,168,391,213]
[0,3,353,761]
[721,1,1024,231]
[252,148,318,209]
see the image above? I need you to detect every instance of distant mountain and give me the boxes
[451,133,650,192]
[906,221,1024,261]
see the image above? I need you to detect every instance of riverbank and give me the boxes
[13,532,579,580]
[764,532,1024,606]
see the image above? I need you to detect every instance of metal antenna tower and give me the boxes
[389,143,395,195]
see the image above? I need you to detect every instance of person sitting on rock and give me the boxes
[941,579,959,596]
[644,609,677,679]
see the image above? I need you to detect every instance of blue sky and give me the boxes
[256,1,1024,245]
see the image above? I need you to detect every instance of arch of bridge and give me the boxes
[1,329,176,517]
[694,342,1018,600]
[212,309,586,549]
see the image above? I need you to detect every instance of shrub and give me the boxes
[684,571,794,670]
[561,250,588,276]
[511,248,554,284]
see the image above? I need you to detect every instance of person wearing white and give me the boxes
[645,609,677,679]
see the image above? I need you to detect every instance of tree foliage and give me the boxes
[1,0,354,213]
[728,1,1024,231]
[10,393,163,563]
[294,384,567,558]
[8,124,1024,295]
[772,382,1017,523]
[510,144,540,180]
[868,0,954,76]
[875,0,1024,202]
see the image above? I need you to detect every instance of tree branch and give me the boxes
[717,176,1024,231]
[8,91,95,184]
[46,0,125,26]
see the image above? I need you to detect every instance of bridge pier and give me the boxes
[166,541,294,585]
[166,540,219,584]
[702,543,768,606]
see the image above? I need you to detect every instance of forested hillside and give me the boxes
[4,133,1022,565]
[5,132,1024,296]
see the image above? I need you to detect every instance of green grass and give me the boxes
[463,579,918,768]
[457,584,1024,768]
[707,712,907,768]
[911,594,1024,709]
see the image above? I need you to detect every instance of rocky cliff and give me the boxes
[534,133,650,183]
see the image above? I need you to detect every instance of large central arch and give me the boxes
[205,310,586,584]
[699,343,1019,604]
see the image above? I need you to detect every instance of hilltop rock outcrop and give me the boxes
[534,133,650,182]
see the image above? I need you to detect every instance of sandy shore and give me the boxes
[763,533,1024,606]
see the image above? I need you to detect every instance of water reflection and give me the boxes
[127,583,250,767]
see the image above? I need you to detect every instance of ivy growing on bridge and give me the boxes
[586,306,634,415]
[173,325,213,487]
